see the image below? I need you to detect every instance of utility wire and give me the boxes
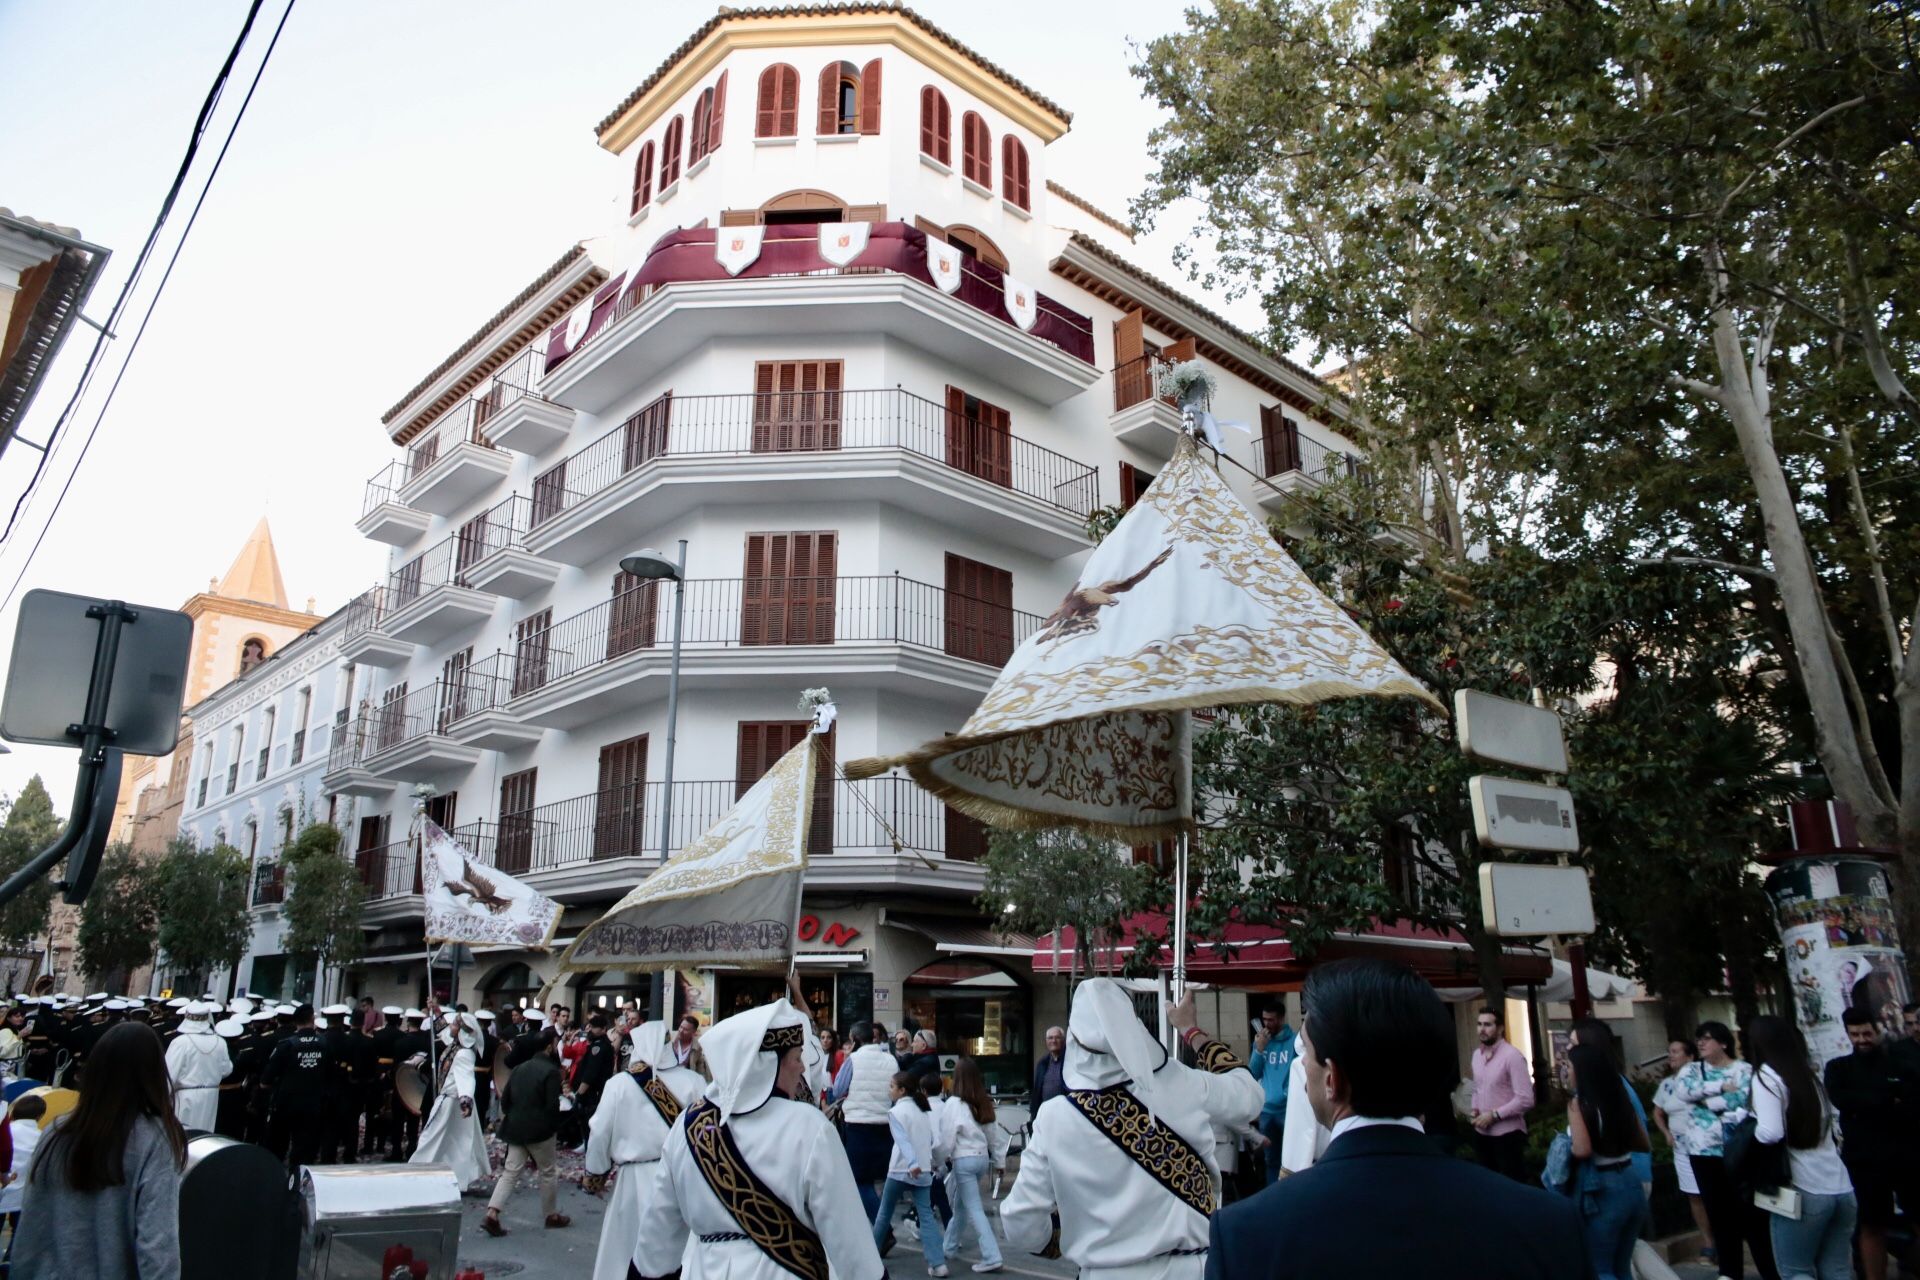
[0,0,297,615]
[0,0,270,546]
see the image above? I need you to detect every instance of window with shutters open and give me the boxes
[1120,462,1157,509]
[944,553,1014,666]
[393,555,424,609]
[919,86,951,164]
[1001,136,1031,209]
[707,71,727,154]
[594,735,647,860]
[531,459,568,527]
[961,111,992,187]
[944,386,1012,489]
[455,510,490,583]
[511,609,552,695]
[355,813,389,891]
[497,768,537,874]
[741,531,836,646]
[736,720,833,856]
[1259,404,1302,476]
[756,64,799,137]
[408,433,441,476]
[375,683,407,753]
[691,89,714,164]
[621,391,672,472]
[439,648,472,729]
[631,142,655,215]
[946,806,988,862]
[606,569,659,659]
[817,59,881,135]
[751,360,842,453]
[661,116,684,186]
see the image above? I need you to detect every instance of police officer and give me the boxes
[366,1005,403,1157]
[318,1004,364,1163]
[262,1004,337,1168]
[242,1009,278,1144]
[21,999,59,1083]
[213,1017,251,1139]
[472,1009,499,1131]
[564,1012,617,1148]
[389,1009,431,1160]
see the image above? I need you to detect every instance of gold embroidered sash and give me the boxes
[1194,1037,1246,1074]
[683,1099,828,1280]
[1065,1086,1214,1218]
[632,1066,683,1126]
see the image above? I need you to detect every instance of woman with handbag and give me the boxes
[1565,1043,1650,1280]
[1680,1021,1758,1280]
[1748,1015,1856,1280]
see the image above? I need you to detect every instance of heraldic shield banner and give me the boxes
[848,433,1439,842]
[558,735,819,973]
[421,818,563,948]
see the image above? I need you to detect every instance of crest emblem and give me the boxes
[716,225,767,276]
[730,238,745,251]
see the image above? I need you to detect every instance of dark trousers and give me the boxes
[1472,1128,1530,1183]
[318,1096,359,1164]
[1259,1113,1286,1184]
[2,1209,17,1277]
[360,1084,386,1154]
[268,1099,327,1170]
[843,1122,890,1223]
[1691,1153,1782,1280]
[390,1098,422,1159]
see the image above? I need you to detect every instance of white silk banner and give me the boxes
[927,237,964,294]
[1004,276,1038,331]
[421,820,562,948]
[563,304,591,350]
[817,221,871,267]
[715,224,766,277]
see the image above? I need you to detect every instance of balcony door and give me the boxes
[497,768,537,874]
[594,735,648,860]
[945,387,1011,489]
[751,360,842,453]
[438,649,473,729]
[736,720,833,856]
[606,570,659,659]
[943,553,1014,666]
[741,531,836,646]
[355,814,389,894]
[1119,462,1157,510]
[621,391,673,472]
[512,609,552,695]
[375,683,407,753]
[455,510,491,583]
[1259,405,1301,477]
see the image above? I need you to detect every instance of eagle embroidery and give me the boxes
[1035,546,1174,645]
[443,857,513,913]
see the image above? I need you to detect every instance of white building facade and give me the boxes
[315,6,1359,1086]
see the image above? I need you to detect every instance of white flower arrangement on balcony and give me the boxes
[798,687,834,712]
[1154,358,1216,411]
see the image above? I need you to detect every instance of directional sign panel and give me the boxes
[0,591,191,755]
[1469,775,1580,853]
[1479,862,1595,937]
[1455,689,1568,774]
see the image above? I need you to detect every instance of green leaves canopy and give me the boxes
[281,822,364,968]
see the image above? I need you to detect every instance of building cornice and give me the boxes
[1045,182,1133,242]
[180,594,321,631]
[596,6,1072,154]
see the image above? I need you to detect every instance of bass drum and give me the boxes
[490,1040,512,1097]
[394,1062,429,1117]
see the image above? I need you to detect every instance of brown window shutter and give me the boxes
[945,806,987,862]
[858,58,882,134]
[777,65,798,135]
[752,359,842,453]
[1113,309,1144,368]
[846,202,886,222]
[1001,137,1029,208]
[607,569,658,659]
[455,511,489,580]
[497,768,537,873]
[742,533,769,645]
[531,459,567,527]
[751,360,779,452]
[757,66,781,137]
[962,112,988,185]
[1165,337,1197,364]
[720,209,759,226]
[919,86,938,156]
[1120,462,1157,509]
[690,92,711,164]
[594,735,647,859]
[631,142,652,215]
[742,530,836,645]
[735,721,834,854]
[945,553,1014,665]
[511,609,551,694]
[708,70,727,152]
[914,216,946,242]
[817,63,839,135]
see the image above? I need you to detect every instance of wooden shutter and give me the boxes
[736,721,834,855]
[1112,308,1148,408]
[355,814,390,891]
[632,143,654,215]
[439,648,472,728]
[1165,336,1197,364]
[690,92,711,164]
[720,209,759,226]
[594,735,648,860]
[919,87,950,163]
[455,511,490,581]
[708,70,727,152]
[497,768,537,873]
[944,387,1012,488]
[757,66,781,137]
[741,531,836,645]
[1259,406,1300,475]
[751,360,842,453]
[962,112,989,185]
[817,64,839,135]
[606,569,658,659]
[662,117,683,185]
[776,65,798,135]
[511,609,551,694]
[393,555,424,609]
[622,390,672,471]
[944,553,1014,665]
[531,459,568,526]
[858,58,881,134]
[1002,136,1030,209]
[1120,462,1156,509]
[945,806,987,862]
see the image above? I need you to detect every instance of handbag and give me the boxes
[1541,1129,1576,1195]
[1723,1113,1791,1193]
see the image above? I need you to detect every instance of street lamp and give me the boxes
[621,541,686,1027]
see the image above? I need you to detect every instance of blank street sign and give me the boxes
[0,590,192,755]
[1479,862,1595,937]
[1455,689,1568,774]
[1469,774,1580,854]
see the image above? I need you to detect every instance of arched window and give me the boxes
[961,111,992,188]
[918,86,951,164]
[630,141,654,215]
[661,115,684,187]
[1001,135,1031,210]
[705,70,728,154]
[946,225,1008,272]
[756,63,799,137]
[816,59,881,135]
[690,88,714,164]
[239,637,268,674]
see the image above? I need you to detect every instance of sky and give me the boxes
[0,0,1255,808]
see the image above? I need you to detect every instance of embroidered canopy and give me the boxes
[847,433,1439,842]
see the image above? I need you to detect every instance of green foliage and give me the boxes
[281,822,363,968]
[75,846,158,991]
[152,840,252,985]
[977,827,1160,973]
[0,777,61,950]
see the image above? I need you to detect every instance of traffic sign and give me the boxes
[1455,689,1568,774]
[1469,775,1580,853]
[1479,862,1595,937]
[1,590,191,754]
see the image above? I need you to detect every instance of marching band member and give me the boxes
[629,998,886,1280]
[1001,980,1262,1279]
[582,1020,706,1280]
[408,1009,489,1190]
[164,1001,231,1134]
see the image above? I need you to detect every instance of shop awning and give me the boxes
[1031,913,1550,992]
[887,913,1038,959]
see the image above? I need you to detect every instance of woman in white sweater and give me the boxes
[937,1057,1009,1273]
[1748,1015,1855,1280]
[873,1072,950,1276]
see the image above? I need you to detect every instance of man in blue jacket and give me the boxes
[1248,1001,1297,1184]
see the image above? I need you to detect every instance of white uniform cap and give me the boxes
[228,998,255,1015]
[381,1005,403,1016]
[214,1019,244,1038]
[523,1009,547,1023]
[276,1004,297,1016]
[314,1016,329,1030]
[166,997,190,1009]
[184,1001,216,1018]
[104,999,130,1011]
[475,1010,496,1021]
[402,1008,424,1020]
[249,1011,275,1023]
[85,992,109,1002]
[321,1004,350,1016]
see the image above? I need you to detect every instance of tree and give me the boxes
[977,828,1159,974]
[75,846,158,993]
[0,777,61,952]
[281,822,364,972]
[152,840,252,992]
[1133,0,1920,955]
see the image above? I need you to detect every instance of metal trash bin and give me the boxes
[299,1163,462,1280]
[182,1134,300,1280]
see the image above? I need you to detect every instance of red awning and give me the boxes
[1031,913,1550,992]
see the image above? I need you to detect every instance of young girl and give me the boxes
[938,1056,1007,1273]
[872,1071,949,1277]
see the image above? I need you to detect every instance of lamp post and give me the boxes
[620,540,687,1025]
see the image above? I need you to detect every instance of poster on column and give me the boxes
[1766,856,1911,1068]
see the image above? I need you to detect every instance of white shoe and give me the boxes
[972,1264,1003,1273]
[928,1267,950,1277]
[900,1219,920,1242]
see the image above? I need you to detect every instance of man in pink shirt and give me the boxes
[1468,1007,1534,1181]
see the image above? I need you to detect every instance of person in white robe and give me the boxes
[1279,1053,1331,1174]
[1001,980,1262,1280]
[583,1020,706,1280]
[164,1001,231,1133]
[629,998,886,1280]
[409,1010,490,1189]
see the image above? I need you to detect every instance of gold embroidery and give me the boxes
[633,1066,683,1126]
[760,1024,804,1052]
[1066,1086,1214,1219]
[684,1100,828,1280]
[1194,1039,1245,1074]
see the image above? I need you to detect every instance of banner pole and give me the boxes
[1172,828,1189,1003]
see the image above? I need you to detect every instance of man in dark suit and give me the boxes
[1207,959,1591,1280]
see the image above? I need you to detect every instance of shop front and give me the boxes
[901,957,1032,1093]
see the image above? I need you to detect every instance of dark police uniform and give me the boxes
[365,1016,402,1156]
[263,1025,337,1168]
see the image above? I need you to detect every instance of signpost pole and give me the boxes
[1566,939,1593,1022]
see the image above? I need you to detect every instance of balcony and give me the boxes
[438,653,543,751]
[1253,422,1363,515]
[539,222,1100,412]
[396,400,512,516]
[1108,355,1184,458]
[357,461,431,546]
[457,495,561,600]
[523,388,1099,565]
[381,535,497,647]
[252,860,285,907]
[493,574,1039,730]
[338,587,412,669]
[321,717,398,797]
[479,346,574,455]
[356,778,988,905]
[350,681,484,780]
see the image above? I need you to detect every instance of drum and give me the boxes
[394,1062,428,1117]
[24,1086,77,1128]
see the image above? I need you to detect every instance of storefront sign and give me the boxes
[795,914,861,948]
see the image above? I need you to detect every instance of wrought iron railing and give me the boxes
[1112,354,1174,414]
[528,388,1099,528]
[361,461,412,519]
[476,345,550,423]
[341,585,390,643]
[404,398,496,478]
[252,860,285,906]
[1255,424,1358,482]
